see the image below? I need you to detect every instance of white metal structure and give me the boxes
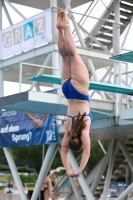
[1,0,133,199]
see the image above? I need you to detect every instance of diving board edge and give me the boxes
[110,51,133,63]
[27,75,133,95]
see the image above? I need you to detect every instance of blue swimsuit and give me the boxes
[62,79,92,126]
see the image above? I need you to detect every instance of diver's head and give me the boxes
[69,136,83,152]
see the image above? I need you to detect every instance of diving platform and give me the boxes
[9,0,91,11]
[57,121,133,141]
[3,89,133,140]
[0,91,67,116]
[110,51,133,63]
[1,87,129,140]
[0,91,115,120]
[27,74,133,95]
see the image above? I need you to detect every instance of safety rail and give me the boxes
[19,61,60,93]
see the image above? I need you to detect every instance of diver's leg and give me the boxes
[61,11,89,94]
[57,11,71,84]
[57,24,68,57]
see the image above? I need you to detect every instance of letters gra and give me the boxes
[0,8,52,60]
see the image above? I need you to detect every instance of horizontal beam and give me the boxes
[110,51,133,63]
[90,99,128,110]
[0,91,114,120]
[1,43,57,68]
[1,43,111,69]
[27,74,133,95]
[90,123,133,141]
[57,117,116,136]
[57,118,133,140]
[1,91,133,140]
[120,108,133,120]
[0,91,67,116]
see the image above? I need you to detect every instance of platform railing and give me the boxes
[19,62,60,93]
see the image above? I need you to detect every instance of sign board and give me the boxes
[0,8,51,60]
[0,110,58,147]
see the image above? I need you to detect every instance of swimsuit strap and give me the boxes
[67,115,75,125]
[67,112,92,128]
[67,114,88,127]
[68,113,90,118]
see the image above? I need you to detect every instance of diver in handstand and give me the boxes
[56,10,92,179]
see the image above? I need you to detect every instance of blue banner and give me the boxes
[0,110,58,147]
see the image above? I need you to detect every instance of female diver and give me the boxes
[56,10,92,179]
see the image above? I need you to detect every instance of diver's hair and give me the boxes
[69,112,88,152]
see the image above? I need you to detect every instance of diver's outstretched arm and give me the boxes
[61,131,78,177]
[77,123,91,174]
[61,128,90,177]
[61,132,72,175]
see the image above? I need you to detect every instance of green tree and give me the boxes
[0,140,111,176]
[20,174,38,183]
[0,149,6,160]
[11,145,43,172]
[86,140,111,174]
[0,175,11,183]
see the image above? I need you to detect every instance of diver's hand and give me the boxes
[67,171,81,180]
[73,171,81,180]
[67,170,74,178]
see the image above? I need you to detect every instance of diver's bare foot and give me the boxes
[56,10,63,30]
[56,10,69,30]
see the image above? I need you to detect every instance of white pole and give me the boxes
[117,183,133,200]
[29,53,52,90]
[3,148,27,200]
[0,0,3,98]
[65,0,71,12]
[50,0,60,126]
[2,0,13,25]
[4,0,26,19]
[31,144,57,200]
[102,140,118,200]
[98,140,106,154]
[86,157,103,185]
[19,62,22,93]
[121,15,133,48]
[91,140,114,193]
[69,178,81,200]
[113,0,121,123]
[87,58,106,100]
[50,0,57,42]
[118,139,133,172]
[50,0,59,76]
[90,66,113,98]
